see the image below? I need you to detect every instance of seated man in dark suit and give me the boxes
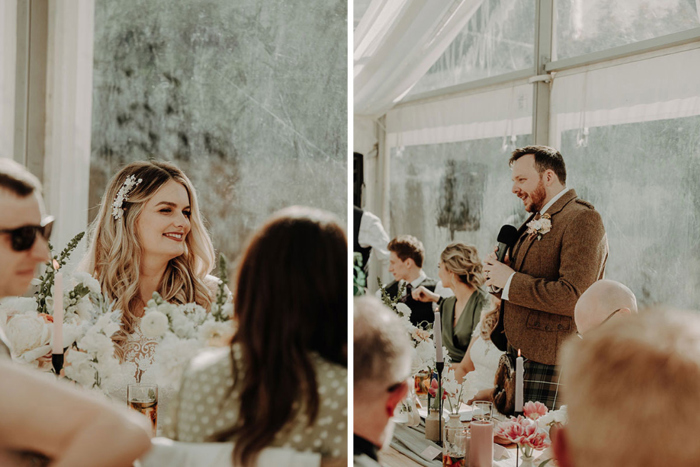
[378,235,437,325]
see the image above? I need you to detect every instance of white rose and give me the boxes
[65,350,96,387]
[63,323,82,349]
[151,335,201,386]
[17,344,52,365]
[171,314,195,339]
[140,311,169,339]
[395,303,411,317]
[221,302,234,319]
[5,313,50,354]
[79,331,115,357]
[95,314,120,336]
[0,297,38,316]
[72,272,102,295]
[75,297,94,321]
[198,321,235,345]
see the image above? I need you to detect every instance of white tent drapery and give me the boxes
[354,0,485,117]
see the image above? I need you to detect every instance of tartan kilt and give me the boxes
[508,346,563,411]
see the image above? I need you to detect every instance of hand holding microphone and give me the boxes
[485,225,519,291]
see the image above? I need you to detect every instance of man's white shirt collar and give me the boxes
[540,187,571,215]
[402,269,427,289]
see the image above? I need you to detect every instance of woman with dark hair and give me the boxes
[167,206,347,466]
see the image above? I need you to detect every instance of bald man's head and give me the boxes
[575,280,637,335]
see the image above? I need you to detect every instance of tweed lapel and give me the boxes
[513,189,578,271]
[511,212,537,264]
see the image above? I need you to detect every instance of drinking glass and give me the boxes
[443,425,469,467]
[127,383,158,436]
[471,400,493,422]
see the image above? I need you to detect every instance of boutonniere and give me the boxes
[526,213,552,240]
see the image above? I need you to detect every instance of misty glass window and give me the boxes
[550,46,700,309]
[554,0,700,60]
[407,0,535,97]
[386,84,533,273]
[90,0,347,264]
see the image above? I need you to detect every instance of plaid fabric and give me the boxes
[508,346,563,410]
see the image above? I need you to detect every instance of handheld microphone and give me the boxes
[496,225,519,262]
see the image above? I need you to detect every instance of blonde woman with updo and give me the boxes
[78,161,223,382]
[413,243,489,362]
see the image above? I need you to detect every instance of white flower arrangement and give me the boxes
[442,369,479,414]
[537,405,568,431]
[111,174,142,220]
[0,274,96,369]
[526,213,552,240]
[138,292,235,386]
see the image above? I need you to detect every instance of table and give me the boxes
[384,421,548,467]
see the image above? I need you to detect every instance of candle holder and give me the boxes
[52,353,64,375]
[435,360,444,447]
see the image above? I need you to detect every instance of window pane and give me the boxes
[407,0,535,97]
[389,135,532,275]
[91,0,347,263]
[560,117,700,310]
[555,0,700,60]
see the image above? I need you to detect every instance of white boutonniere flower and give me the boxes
[526,213,552,240]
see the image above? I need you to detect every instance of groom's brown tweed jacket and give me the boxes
[503,189,608,365]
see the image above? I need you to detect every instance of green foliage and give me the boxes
[376,277,406,312]
[211,254,231,322]
[34,232,85,315]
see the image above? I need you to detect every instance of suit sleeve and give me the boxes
[506,208,608,317]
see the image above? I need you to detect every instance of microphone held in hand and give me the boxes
[496,225,519,262]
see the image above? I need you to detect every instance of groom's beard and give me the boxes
[526,179,547,212]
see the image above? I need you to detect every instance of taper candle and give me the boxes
[52,260,63,355]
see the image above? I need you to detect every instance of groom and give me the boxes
[484,145,608,409]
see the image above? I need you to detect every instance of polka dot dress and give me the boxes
[165,345,347,459]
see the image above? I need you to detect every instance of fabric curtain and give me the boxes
[354,0,485,117]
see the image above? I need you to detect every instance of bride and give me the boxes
[78,161,225,399]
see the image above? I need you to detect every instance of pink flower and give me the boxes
[496,417,539,446]
[523,401,548,420]
[428,378,438,397]
[524,432,550,450]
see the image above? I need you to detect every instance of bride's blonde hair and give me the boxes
[80,161,215,358]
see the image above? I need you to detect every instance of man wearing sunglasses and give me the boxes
[0,159,52,358]
[574,279,638,336]
[354,296,412,467]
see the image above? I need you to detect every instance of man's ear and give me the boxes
[385,382,408,417]
[552,424,574,467]
[544,169,557,186]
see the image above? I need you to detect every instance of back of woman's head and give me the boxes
[441,242,484,288]
[222,206,347,465]
[80,161,215,355]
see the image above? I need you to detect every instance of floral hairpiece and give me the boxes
[112,174,143,220]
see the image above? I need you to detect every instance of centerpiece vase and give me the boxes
[519,447,536,467]
[425,411,441,442]
[446,413,462,429]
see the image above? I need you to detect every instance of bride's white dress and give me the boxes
[465,323,504,391]
[105,275,227,434]
[105,325,178,434]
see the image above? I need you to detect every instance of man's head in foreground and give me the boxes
[555,308,700,467]
[574,279,637,335]
[354,296,412,449]
[0,159,51,299]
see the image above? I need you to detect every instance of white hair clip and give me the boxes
[112,174,143,220]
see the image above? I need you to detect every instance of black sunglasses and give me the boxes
[0,216,54,252]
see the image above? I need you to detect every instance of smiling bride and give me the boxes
[78,161,223,384]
